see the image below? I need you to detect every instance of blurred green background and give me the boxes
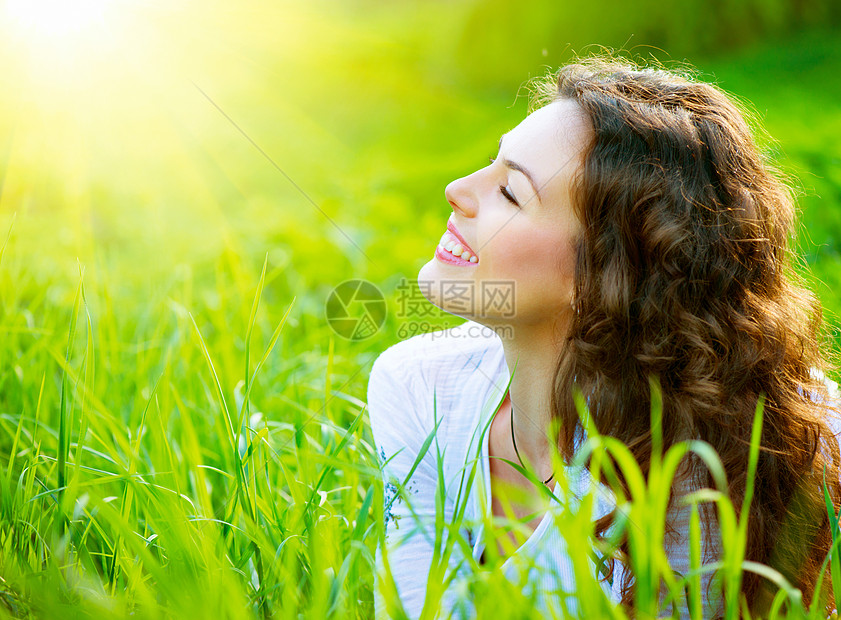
[1,0,841,617]
[2,0,841,385]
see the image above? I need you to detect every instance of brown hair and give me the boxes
[538,57,841,613]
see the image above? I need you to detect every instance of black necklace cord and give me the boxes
[509,402,554,486]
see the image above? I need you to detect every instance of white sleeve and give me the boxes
[367,350,451,620]
[661,492,724,619]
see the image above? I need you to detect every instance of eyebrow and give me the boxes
[497,135,542,203]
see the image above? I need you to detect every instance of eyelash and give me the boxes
[488,156,519,207]
[500,185,518,206]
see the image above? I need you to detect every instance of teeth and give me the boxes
[438,229,478,263]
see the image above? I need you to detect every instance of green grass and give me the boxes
[1,3,841,618]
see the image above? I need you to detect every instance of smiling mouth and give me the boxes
[436,230,478,263]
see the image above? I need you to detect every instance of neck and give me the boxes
[494,316,569,474]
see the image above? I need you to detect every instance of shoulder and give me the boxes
[806,369,841,438]
[369,320,503,388]
[367,320,504,433]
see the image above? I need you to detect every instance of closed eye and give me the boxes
[490,156,520,207]
[500,185,519,206]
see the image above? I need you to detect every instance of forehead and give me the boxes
[502,99,592,194]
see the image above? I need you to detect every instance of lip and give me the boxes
[447,218,477,256]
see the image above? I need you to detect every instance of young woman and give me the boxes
[368,57,841,618]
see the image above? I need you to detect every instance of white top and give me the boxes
[367,320,721,619]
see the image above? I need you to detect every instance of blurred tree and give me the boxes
[428,0,841,89]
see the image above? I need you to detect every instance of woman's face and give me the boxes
[417,99,592,331]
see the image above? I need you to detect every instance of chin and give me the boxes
[417,261,443,307]
[414,263,465,319]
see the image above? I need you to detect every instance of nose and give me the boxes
[444,174,477,218]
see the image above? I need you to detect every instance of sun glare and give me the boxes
[5,0,109,38]
[1,0,128,91]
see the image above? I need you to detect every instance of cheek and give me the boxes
[481,225,579,322]
[486,227,577,288]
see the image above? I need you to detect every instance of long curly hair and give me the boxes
[538,57,841,613]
